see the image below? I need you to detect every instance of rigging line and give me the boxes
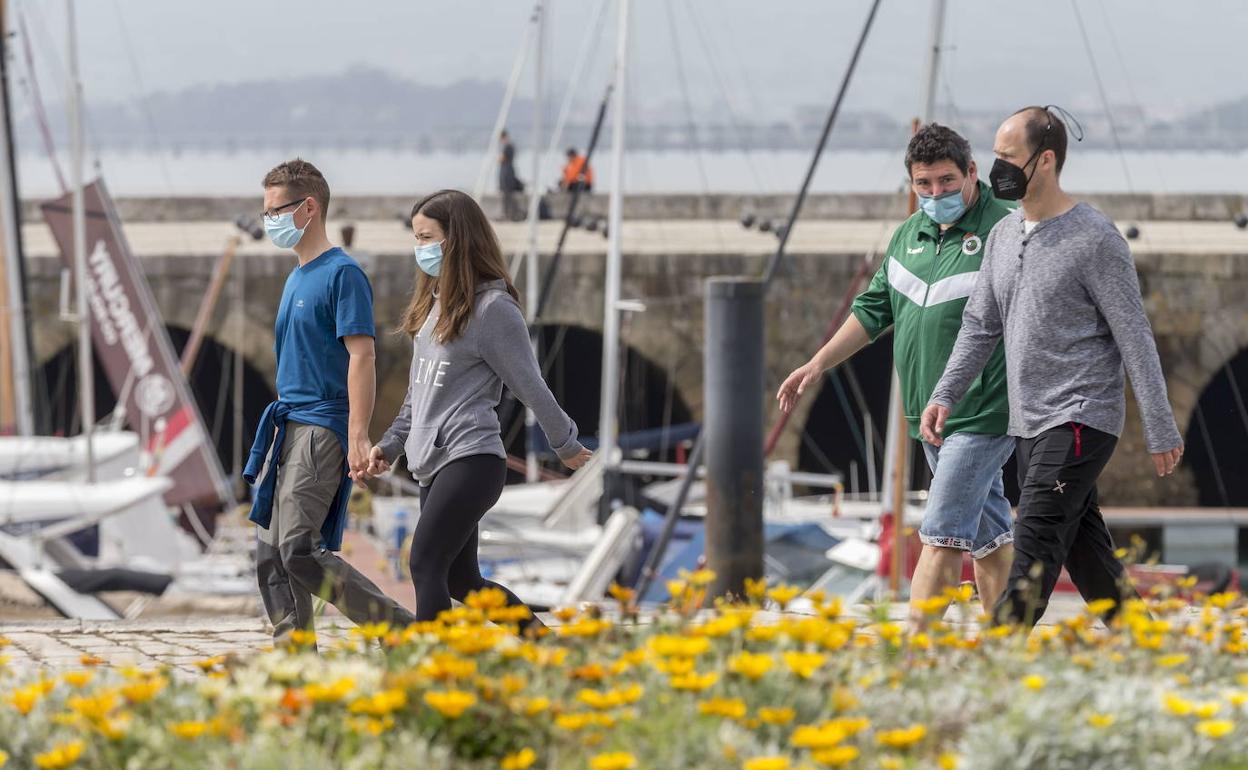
[797,424,841,478]
[679,0,766,195]
[826,368,868,466]
[23,0,105,173]
[14,5,64,191]
[761,0,883,289]
[663,0,710,194]
[1221,362,1248,444]
[1093,0,1170,197]
[108,0,195,258]
[1070,0,1135,193]
[1191,402,1230,508]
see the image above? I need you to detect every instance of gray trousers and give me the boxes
[255,421,416,639]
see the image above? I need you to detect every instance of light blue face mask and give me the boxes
[414,240,445,277]
[264,199,310,249]
[918,183,969,225]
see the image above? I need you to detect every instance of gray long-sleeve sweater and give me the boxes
[377,279,584,485]
[930,203,1182,453]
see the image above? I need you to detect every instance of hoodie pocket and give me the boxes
[404,425,445,475]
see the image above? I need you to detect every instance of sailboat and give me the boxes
[0,0,246,620]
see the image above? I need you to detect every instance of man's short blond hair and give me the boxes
[262,158,330,221]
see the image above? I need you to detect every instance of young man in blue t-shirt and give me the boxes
[244,159,415,641]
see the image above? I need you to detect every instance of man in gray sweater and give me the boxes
[921,107,1185,627]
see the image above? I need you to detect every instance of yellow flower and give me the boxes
[350,622,392,641]
[1193,701,1222,719]
[67,691,119,722]
[767,584,802,609]
[876,724,928,749]
[744,758,790,770]
[1021,675,1047,691]
[424,689,477,718]
[1088,713,1116,728]
[348,689,408,717]
[758,707,796,725]
[305,677,356,703]
[61,671,95,689]
[746,625,781,643]
[1157,654,1189,668]
[34,740,85,770]
[912,596,951,615]
[558,617,613,639]
[937,753,960,770]
[1196,720,1234,739]
[120,675,167,705]
[1085,598,1117,616]
[728,652,774,680]
[830,688,859,713]
[1209,592,1239,609]
[791,723,847,750]
[589,751,637,770]
[0,749,7,768]
[666,580,689,599]
[812,746,859,767]
[420,653,478,681]
[670,671,719,692]
[466,587,509,610]
[649,635,711,658]
[744,577,768,602]
[608,583,636,604]
[288,629,318,646]
[699,697,748,719]
[79,655,106,667]
[519,696,551,716]
[7,683,44,715]
[943,583,975,603]
[682,568,717,587]
[783,651,826,679]
[552,606,579,623]
[1164,694,1194,716]
[170,720,209,740]
[501,748,538,770]
[878,757,903,770]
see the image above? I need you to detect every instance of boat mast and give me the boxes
[0,0,34,436]
[66,0,94,480]
[597,0,628,514]
[883,0,945,595]
[524,0,546,482]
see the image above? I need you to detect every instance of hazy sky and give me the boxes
[21,0,1244,124]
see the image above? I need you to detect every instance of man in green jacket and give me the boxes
[777,123,1014,624]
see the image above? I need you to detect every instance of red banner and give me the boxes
[41,179,231,507]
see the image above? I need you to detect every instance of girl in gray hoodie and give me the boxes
[366,189,591,630]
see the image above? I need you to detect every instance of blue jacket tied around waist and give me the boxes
[244,398,352,551]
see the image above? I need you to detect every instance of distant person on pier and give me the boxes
[778,124,1015,628]
[498,129,525,221]
[559,147,594,193]
[923,106,1184,627]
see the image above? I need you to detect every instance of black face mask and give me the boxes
[989,145,1043,201]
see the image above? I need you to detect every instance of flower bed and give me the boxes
[2,575,1247,770]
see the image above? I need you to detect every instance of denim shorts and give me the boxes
[919,431,1016,559]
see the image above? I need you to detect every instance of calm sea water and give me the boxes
[17,147,1248,199]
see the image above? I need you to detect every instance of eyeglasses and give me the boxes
[261,197,308,223]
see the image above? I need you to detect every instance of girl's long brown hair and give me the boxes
[398,189,520,342]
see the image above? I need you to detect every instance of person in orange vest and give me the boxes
[560,148,593,193]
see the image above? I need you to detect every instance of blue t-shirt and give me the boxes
[274,247,375,404]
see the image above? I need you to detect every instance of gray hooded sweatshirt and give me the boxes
[930,203,1181,453]
[377,279,584,485]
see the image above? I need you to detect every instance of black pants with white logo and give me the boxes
[994,423,1133,627]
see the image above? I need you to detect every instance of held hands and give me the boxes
[351,445,391,483]
[1151,443,1184,477]
[347,435,372,482]
[776,361,822,415]
[564,447,593,470]
[919,403,951,447]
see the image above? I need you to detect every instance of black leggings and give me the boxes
[411,454,536,628]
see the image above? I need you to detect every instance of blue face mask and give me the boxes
[264,200,310,249]
[414,240,445,277]
[918,183,969,225]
